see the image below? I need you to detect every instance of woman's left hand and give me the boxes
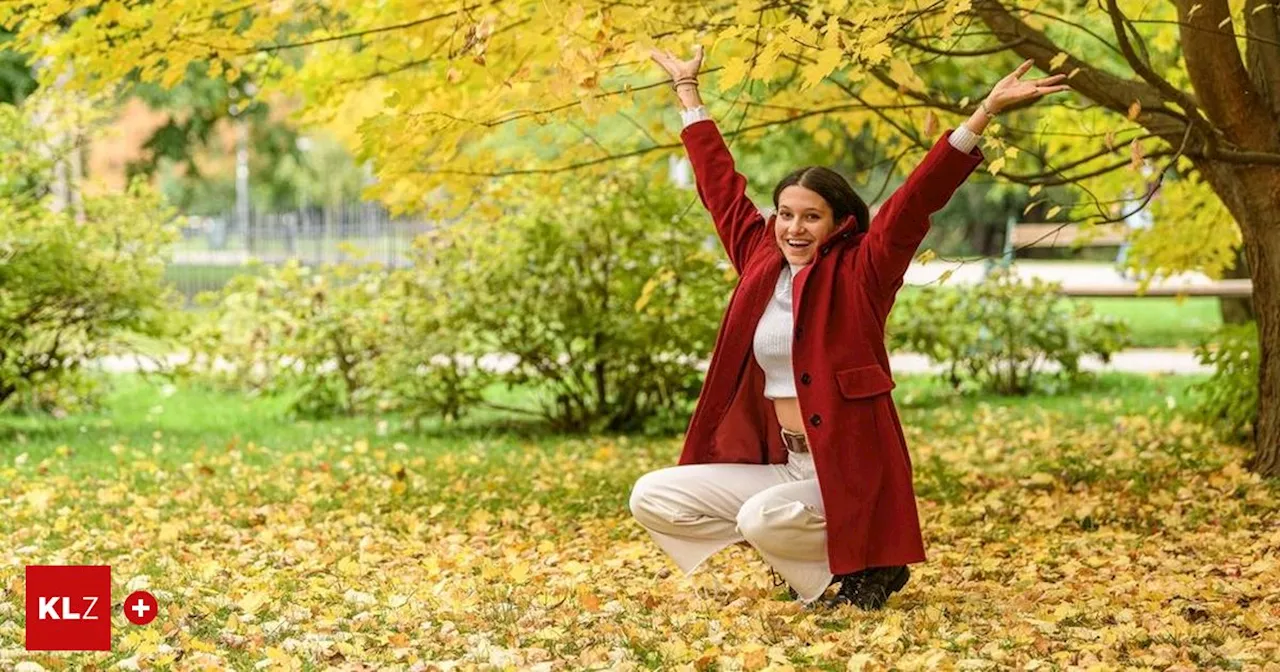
[983,59,1070,115]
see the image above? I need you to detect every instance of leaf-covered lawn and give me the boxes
[1,375,1277,670]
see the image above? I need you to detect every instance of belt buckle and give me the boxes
[781,428,809,453]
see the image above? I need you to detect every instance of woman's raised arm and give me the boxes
[652,46,770,275]
[858,60,1070,306]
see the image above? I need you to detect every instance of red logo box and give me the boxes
[25,565,111,651]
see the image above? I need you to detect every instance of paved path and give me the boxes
[903,259,1220,293]
[887,349,1207,375]
[91,348,1208,376]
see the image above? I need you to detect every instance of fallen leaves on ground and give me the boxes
[0,408,1277,670]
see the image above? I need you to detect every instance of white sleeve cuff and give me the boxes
[948,125,980,153]
[681,106,711,128]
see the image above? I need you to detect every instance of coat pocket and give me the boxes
[835,364,896,399]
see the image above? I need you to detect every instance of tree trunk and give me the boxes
[1245,219,1280,476]
[1170,0,1280,476]
[1197,160,1280,476]
[1221,246,1255,324]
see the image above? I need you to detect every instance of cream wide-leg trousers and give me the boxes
[628,434,835,604]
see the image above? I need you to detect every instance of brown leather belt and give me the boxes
[780,428,810,453]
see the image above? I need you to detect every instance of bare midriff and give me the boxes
[772,397,806,434]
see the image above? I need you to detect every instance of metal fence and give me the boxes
[167,203,434,305]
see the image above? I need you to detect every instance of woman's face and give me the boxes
[775,185,836,266]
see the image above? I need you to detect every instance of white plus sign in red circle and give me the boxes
[124,590,158,625]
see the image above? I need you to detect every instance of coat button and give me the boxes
[800,373,811,385]
[809,414,822,427]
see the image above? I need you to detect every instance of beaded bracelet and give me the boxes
[672,77,699,90]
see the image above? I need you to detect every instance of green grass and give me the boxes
[0,371,1208,475]
[893,370,1205,427]
[0,375,581,472]
[1082,296,1221,348]
[895,286,1222,349]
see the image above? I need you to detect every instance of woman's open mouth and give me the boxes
[786,239,812,249]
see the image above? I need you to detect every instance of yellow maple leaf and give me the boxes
[338,556,362,577]
[237,591,269,615]
[801,47,843,90]
[862,42,891,65]
[158,522,181,543]
[719,56,751,91]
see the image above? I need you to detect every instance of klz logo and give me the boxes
[38,596,102,620]
[25,565,111,651]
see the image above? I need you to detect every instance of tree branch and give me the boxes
[1244,0,1280,120]
[237,1,498,54]
[971,0,1186,137]
[1129,18,1280,49]
[1006,5,1125,57]
[995,152,1173,186]
[1199,146,1280,165]
[422,104,866,177]
[1173,0,1277,149]
[335,17,533,84]
[1104,0,1205,134]
[893,33,1028,57]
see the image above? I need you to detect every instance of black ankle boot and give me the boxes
[774,569,838,600]
[827,565,910,610]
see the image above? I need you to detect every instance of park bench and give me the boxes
[998,219,1253,298]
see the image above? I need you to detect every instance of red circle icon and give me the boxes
[123,590,158,625]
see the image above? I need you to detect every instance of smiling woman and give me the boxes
[771,166,870,267]
[631,45,1068,612]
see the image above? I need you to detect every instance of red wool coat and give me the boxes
[677,120,983,575]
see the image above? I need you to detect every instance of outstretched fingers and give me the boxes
[650,49,679,76]
[1035,84,1072,96]
[1029,74,1068,87]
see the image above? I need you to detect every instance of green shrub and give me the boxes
[888,268,1130,394]
[0,102,181,413]
[182,259,484,421]
[364,264,493,425]
[183,168,727,430]
[1191,322,1258,443]
[415,168,726,433]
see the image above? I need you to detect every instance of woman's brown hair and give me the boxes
[772,167,870,234]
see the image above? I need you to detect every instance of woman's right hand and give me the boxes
[649,45,704,84]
